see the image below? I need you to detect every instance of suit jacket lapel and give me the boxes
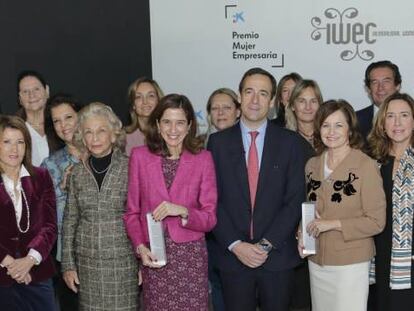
[0,178,13,213]
[229,124,250,205]
[256,123,279,205]
[146,153,170,200]
[369,105,374,122]
[169,150,192,196]
[21,175,35,202]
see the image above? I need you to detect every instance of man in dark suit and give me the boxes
[357,60,401,137]
[207,67,306,311]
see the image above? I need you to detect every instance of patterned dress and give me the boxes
[141,157,209,311]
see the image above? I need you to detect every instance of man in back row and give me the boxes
[357,60,401,137]
[208,67,306,311]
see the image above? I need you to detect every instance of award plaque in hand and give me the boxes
[146,213,167,266]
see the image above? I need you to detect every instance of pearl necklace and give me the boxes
[89,157,110,174]
[17,189,30,233]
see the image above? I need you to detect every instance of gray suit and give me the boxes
[62,149,138,310]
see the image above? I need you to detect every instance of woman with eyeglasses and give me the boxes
[16,70,52,166]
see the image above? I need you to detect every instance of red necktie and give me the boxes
[248,131,259,239]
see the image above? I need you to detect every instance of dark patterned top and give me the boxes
[162,157,180,190]
[142,155,209,311]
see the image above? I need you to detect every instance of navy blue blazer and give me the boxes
[207,121,306,272]
[356,105,374,138]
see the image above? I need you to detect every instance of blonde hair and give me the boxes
[74,102,126,152]
[285,80,323,131]
[368,93,414,162]
[205,87,240,132]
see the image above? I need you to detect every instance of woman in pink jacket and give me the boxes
[123,94,217,311]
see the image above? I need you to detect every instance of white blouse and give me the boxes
[26,122,49,167]
[2,165,42,264]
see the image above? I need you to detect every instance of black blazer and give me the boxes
[207,121,306,272]
[356,105,374,138]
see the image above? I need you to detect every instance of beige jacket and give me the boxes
[305,148,386,266]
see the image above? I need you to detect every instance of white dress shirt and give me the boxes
[2,165,42,264]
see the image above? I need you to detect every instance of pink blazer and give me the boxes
[123,146,217,251]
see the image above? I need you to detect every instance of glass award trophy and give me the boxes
[301,202,316,255]
[146,212,167,266]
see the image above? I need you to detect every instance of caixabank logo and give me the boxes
[311,8,376,61]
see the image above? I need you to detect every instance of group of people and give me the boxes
[0,60,412,311]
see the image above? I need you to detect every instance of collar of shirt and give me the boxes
[240,119,268,168]
[1,164,30,223]
[374,104,379,116]
[63,145,80,164]
[2,164,30,190]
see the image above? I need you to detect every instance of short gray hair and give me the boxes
[74,102,126,152]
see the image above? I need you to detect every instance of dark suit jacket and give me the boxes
[0,167,57,286]
[207,121,306,272]
[270,118,315,162]
[356,105,374,138]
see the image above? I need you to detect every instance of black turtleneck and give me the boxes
[88,151,113,190]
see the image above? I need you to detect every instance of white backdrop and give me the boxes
[150,0,414,132]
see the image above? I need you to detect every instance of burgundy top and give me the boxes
[0,167,57,286]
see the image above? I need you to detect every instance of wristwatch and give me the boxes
[257,238,273,253]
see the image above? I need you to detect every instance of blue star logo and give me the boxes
[233,12,245,23]
[195,110,204,121]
